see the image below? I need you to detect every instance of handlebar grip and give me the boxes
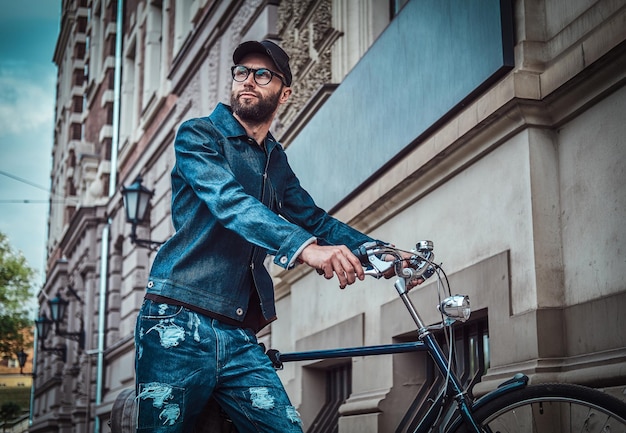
[352,245,370,265]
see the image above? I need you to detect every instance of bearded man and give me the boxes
[133,40,392,433]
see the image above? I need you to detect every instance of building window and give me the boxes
[106,104,114,124]
[143,2,163,110]
[89,4,103,86]
[107,34,116,56]
[173,0,193,55]
[77,15,88,33]
[70,123,83,140]
[308,363,352,433]
[106,0,117,21]
[66,179,76,197]
[437,311,490,391]
[120,39,138,143]
[75,41,86,59]
[65,205,76,224]
[73,68,85,86]
[72,95,83,113]
[106,68,114,90]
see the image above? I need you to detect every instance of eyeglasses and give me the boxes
[231,65,286,86]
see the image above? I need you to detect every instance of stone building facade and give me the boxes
[31,0,625,432]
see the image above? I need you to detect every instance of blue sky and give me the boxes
[0,0,60,287]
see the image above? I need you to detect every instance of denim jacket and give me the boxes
[146,103,373,327]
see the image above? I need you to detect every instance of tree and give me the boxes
[0,232,36,359]
[0,401,21,420]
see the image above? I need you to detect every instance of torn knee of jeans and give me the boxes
[249,387,275,410]
[159,403,181,426]
[137,382,174,408]
[137,382,183,426]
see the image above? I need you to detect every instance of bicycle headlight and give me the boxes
[438,295,471,322]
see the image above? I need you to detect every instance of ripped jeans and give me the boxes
[135,299,303,433]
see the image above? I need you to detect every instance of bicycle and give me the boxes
[266,241,626,433]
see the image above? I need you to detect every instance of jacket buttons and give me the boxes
[236,308,244,316]
[279,256,288,265]
[147,281,154,288]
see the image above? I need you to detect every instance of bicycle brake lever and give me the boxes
[363,253,394,278]
[353,242,394,278]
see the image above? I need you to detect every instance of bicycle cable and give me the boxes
[425,267,456,430]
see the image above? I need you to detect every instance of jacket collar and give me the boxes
[210,103,280,153]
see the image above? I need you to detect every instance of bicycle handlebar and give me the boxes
[352,240,436,281]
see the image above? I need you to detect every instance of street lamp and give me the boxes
[34,314,53,340]
[34,314,67,362]
[16,350,35,377]
[121,175,164,250]
[48,294,85,349]
[34,287,85,363]
[49,295,69,324]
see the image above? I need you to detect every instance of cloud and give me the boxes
[0,61,55,283]
[0,0,59,292]
[0,63,55,136]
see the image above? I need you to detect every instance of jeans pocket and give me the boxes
[138,301,190,350]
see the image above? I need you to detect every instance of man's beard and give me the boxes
[231,87,282,124]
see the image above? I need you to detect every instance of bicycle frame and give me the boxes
[271,340,528,432]
[268,241,531,433]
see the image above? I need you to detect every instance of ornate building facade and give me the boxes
[32,0,625,432]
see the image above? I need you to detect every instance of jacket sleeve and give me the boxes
[275,149,375,251]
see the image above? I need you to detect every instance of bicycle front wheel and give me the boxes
[452,382,626,433]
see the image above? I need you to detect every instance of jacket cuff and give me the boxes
[273,231,317,269]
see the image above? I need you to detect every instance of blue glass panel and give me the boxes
[286,0,514,211]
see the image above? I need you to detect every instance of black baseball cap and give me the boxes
[233,40,292,87]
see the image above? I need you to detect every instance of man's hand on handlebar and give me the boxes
[351,241,429,289]
[299,242,365,289]
[298,242,425,290]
